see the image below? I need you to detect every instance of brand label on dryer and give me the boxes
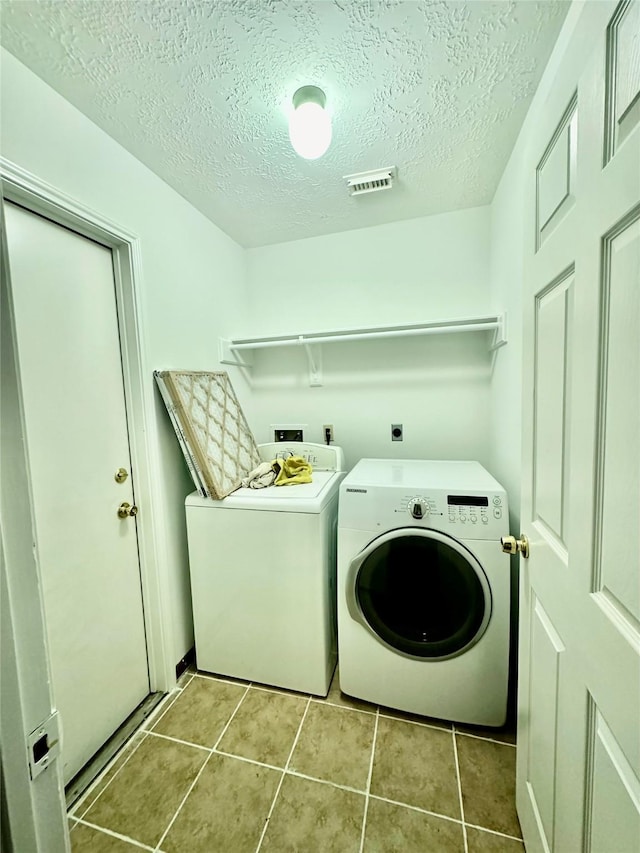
[346,488,367,493]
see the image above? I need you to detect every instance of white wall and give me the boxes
[246,207,495,471]
[488,150,526,530]
[1,49,251,666]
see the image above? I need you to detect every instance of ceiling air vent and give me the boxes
[344,167,396,197]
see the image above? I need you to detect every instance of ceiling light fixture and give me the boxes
[288,85,332,160]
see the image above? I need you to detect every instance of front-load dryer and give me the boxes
[337,458,510,726]
[186,442,344,697]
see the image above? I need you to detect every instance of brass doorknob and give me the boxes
[117,502,138,519]
[501,534,529,558]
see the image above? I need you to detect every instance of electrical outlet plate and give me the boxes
[391,423,403,441]
[323,424,334,443]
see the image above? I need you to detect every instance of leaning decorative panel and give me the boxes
[155,370,260,499]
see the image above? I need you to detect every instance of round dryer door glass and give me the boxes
[353,529,491,660]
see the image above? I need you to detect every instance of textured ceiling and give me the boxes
[1,0,569,248]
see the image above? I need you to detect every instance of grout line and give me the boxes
[153,751,214,852]
[70,731,148,820]
[211,684,252,750]
[145,730,212,753]
[255,696,312,852]
[154,684,251,851]
[452,727,517,747]
[192,671,252,689]
[358,707,380,853]
[283,769,367,797]
[249,683,311,700]
[367,793,466,826]
[452,729,469,853]
[213,748,286,774]
[73,817,155,850]
[464,821,525,842]
[140,688,183,733]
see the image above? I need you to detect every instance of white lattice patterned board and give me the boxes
[155,370,260,499]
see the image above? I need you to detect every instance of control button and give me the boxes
[492,496,502,506]
[470,516,477,523]
[448,515,456,523]
[482,517,489,524]
[460,515,467,523]
[493,508,502,519]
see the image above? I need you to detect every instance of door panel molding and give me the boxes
[584,694,640,852]
[604,0,640,161]
[527,596,565,851]
[592,206,640,630]
[536,94,578,249]
[533,266,574,548]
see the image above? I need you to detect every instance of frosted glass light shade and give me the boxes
[288,87,332,160]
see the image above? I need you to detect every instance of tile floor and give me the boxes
[67,668,523,852]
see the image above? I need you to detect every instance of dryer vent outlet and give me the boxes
[274,428,303,442]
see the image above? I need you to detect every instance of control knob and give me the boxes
[408,498,429,520]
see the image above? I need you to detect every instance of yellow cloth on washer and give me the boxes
[273,456,313,486]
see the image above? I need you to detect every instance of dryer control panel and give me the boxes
[402,491,508,538]
[340,485,508,539]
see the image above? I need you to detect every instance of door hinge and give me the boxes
[27,710,61,780]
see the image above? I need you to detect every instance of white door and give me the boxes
[517,2,640,851]
[4,201,150,785]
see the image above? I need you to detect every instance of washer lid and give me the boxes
[185,470,343,513]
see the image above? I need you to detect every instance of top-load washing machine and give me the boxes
[186,442,345,696]
[337,458,510,726]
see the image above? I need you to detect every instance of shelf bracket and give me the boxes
[489,313,508,351]
[219,338,252,368]
[303,340,322,387]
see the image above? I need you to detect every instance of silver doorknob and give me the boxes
[117,502,138,519]
[501,534,529,558]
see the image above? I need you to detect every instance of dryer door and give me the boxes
[348,528,492,660]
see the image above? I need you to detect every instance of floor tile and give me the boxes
[456,735,521,837]
[261,774,365,852]
[195,669,251,687]
[363,797,465,852]
[466,827,525,852]
[72,732,147,818]
[217,688,307,766]
[289,702,376,790]
[162,753,280,853]
[371,716,460,818]
[82,733,207,848]
[151,675,246,747]
[320,665,378,712]
[69,823,144,851]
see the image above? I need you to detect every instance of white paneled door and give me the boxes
[518,2,640,851]
[4,201,150,785]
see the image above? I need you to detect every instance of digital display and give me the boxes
[447,495,489,507]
